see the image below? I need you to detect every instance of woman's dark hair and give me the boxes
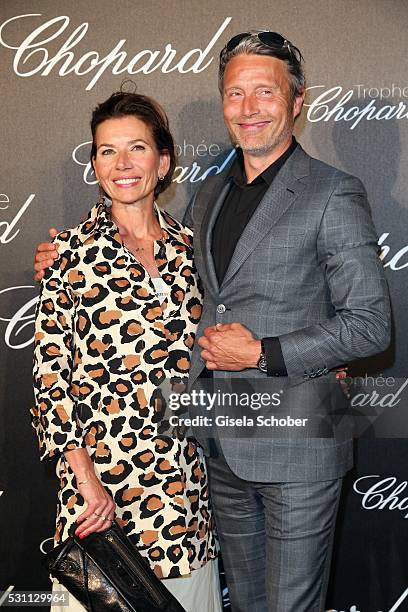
[91,91,176,198]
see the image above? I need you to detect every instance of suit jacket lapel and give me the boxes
[199,175,234,294]
[221,145,310,288]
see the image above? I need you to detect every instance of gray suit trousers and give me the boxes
[207,441,342,612]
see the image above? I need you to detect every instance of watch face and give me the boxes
[258,356,268,373]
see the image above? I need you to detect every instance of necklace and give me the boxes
[110,214,161,256]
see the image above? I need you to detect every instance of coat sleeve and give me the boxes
[279,174,391,378]
[32,247,85,461]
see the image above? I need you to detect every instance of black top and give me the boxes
[211,138,298,376]
[212,138,297,285]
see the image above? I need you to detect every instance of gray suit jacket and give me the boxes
[183,144,390,482]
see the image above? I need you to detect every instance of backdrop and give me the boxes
[1,1,407,611]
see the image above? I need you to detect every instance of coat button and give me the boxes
[217,304,226,314]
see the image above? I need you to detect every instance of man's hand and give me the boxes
[198,322,261,371]
[33,227,59,281]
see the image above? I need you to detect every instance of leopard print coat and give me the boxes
[32,200,216,578]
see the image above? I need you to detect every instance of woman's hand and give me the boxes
[64,448,116,539]
[75,475,116,539]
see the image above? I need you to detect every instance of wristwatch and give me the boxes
[257,339,268,373]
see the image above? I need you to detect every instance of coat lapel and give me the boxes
[199,175,234,294]
[221,145,310,288]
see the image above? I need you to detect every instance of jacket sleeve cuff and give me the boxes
[31,405,86,462]
[262,337,288,376]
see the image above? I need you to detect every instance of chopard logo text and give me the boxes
[305,85,408,129]
[353,476,408,518]
[0,14,232,90]
[0,193,35,244]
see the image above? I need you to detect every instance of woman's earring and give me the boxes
[158,175,165,181]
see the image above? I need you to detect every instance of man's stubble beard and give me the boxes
[228,114,294,157]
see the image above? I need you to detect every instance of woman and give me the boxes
[32,92,221,612]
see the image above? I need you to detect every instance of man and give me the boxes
[34,31,390,612]
[180,31,390,612]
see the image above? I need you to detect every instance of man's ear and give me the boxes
[292,89,305,120]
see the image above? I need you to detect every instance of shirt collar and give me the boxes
[77,199,192,249]
[226,137,298,187]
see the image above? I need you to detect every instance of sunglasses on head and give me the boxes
[223,31,302,63]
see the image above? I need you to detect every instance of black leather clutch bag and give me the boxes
[44,521,186,612]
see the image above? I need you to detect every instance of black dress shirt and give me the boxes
[211,138,298,376]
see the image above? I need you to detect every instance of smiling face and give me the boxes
[222,54,304,159]
[92,115,170,209]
